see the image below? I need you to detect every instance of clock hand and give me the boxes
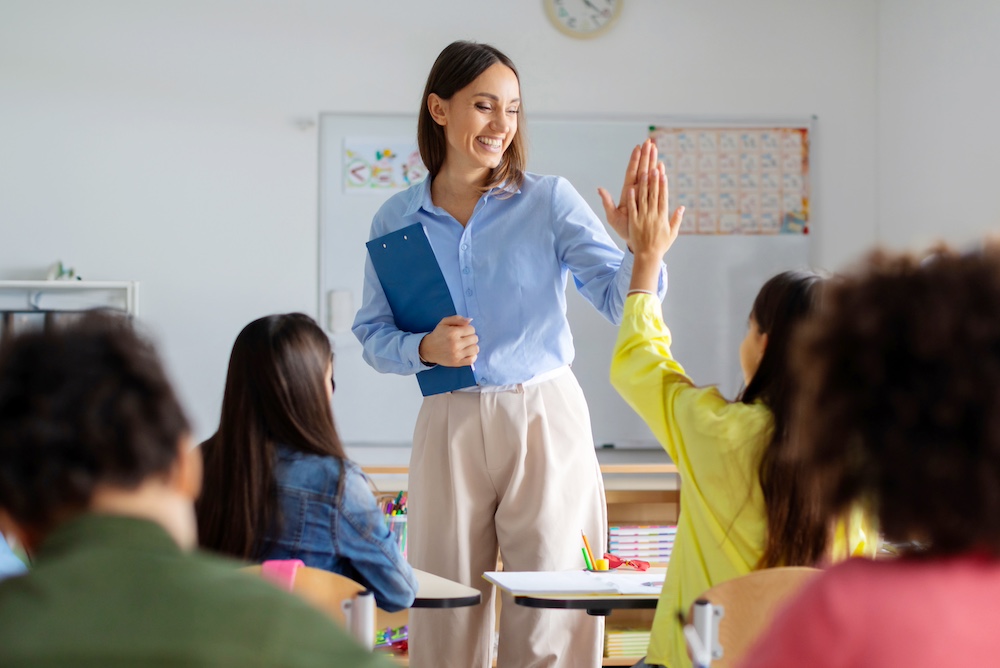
[581,0,601,12]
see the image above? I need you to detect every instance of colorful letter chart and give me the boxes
[343,138,428,194]
[650,126,810,235]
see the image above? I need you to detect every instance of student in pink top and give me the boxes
[739,244,1000,668]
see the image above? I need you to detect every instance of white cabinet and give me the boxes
[0,280,139,342]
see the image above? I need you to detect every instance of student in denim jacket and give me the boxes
[196,313,417,611]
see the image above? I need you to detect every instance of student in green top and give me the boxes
[0,312,393,668]
[610,166,876,668]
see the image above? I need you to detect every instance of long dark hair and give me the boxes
[196,313,347,559]
[739,271,828,568]
[417,40,526,194]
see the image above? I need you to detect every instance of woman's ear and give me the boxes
[427,93,448,126]
[171,435,203,502]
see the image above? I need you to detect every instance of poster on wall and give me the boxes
[342,138,428,194]
[649,126,810,235]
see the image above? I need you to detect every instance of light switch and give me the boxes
[327,289,354,333]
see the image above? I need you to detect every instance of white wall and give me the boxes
[878,0,1000,251]
[1,0,885,440]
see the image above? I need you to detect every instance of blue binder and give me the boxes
[366,223,477,396]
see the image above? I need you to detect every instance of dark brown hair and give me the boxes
[417,40,526,194]
[196,313,347,560]
[794,245,1000,558]
[739,271,830,568]
[0,311,189,530]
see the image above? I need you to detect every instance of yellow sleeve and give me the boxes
[610,293,772,478]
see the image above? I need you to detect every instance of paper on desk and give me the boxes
[483,571,663,597]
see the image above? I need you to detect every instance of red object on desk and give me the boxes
[604,553,650,571]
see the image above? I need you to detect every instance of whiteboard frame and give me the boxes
[317,112,817,448]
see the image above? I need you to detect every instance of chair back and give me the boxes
[242,562,368,628]
[696,566,820,667]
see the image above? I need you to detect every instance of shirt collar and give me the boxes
[403,177,434,217]
[403,176,522,218]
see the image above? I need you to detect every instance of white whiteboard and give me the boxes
[319,114,812,448]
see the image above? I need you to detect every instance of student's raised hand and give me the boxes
[598,140,657,241]
[418,315,479,367]
[627,163,685,261]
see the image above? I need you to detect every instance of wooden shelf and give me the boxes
[364,463,677,476]
[381,653,642,666]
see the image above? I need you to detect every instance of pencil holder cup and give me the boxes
[386,515,408,560]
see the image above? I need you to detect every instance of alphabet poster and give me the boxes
[649,126,810,235]
[342,138,428,194]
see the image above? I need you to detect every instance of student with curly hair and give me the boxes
[612,168,876,668]
[196,313,416,612]
[740,245,1000,668]
[0,313,393,668]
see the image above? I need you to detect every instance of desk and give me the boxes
[411,568,481,608]
[485,569,664,617]
[375,569,482,667]
[514,591,659,616]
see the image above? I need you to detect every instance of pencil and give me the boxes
[581,530,597,567]
[581,547,593,571]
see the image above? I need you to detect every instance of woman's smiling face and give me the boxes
[429,62,520,179]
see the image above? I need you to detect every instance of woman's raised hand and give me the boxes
[598,139,658,241]
[418,315,479,367]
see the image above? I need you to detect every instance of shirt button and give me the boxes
[463,267,470,274]
[461,243,468,251]
[466,289,473,296]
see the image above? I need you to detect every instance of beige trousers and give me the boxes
[407,369,607,668]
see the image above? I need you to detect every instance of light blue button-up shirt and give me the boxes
[353,172,667,387]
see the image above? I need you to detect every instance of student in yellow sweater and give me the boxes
[611,165,875,668]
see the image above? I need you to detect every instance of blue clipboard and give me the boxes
[366,223,477,396]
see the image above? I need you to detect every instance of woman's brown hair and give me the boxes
[417,40,526,195]
[196,313,347,560]
[739,270,830,568]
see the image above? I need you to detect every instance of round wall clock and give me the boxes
[544,0,623,39]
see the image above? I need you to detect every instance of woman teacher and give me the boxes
[353,41,666,668]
